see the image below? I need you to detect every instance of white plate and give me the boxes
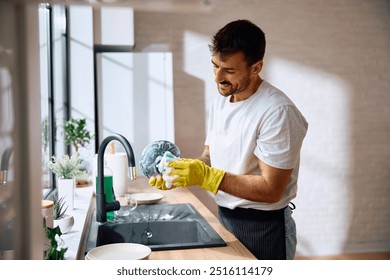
[130,192,164,205]
[85,243,151,260]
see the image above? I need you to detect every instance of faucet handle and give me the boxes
[105,200,121,212]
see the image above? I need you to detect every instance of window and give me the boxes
[39,4,69,198]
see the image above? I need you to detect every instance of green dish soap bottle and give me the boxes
[96,160,115,221]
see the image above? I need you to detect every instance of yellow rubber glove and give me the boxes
[148,175,179,191]
[168,159,225,194]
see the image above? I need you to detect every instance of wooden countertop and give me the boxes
[77,177,256,260]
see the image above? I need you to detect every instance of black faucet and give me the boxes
[1,147,13,186]
[96,134,136,223]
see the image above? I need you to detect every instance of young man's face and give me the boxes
[211,52,259,101]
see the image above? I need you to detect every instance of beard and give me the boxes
[217,81,234,96]
[217,78,251,97]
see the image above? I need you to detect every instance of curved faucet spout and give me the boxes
[1,147,13,185]
[96,133,136,223]
[1,147,13,171]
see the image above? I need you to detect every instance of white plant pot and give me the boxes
[54,214,74,234]
[57,178,75,210]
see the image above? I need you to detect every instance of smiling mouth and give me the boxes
[219,82,231,88]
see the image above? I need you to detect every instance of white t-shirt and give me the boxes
[205,80,308,210]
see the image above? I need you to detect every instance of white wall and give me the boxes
[99,51,174,176]
[69,6,95,164]
[133,0,390,256]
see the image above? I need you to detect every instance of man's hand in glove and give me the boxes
[148,175,178,191]
[168,159,225,194]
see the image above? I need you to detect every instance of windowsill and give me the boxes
[60,185,94,260]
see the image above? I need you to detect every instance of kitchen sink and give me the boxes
[0,225,13,251]
[85,203,226,255]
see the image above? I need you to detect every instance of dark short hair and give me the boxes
[209,19,266,66]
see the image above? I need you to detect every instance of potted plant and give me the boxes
[53,196,74,234]
[62,118,93,185]
[44,225,68,260]
[63,118,93,157]
[41,117,50,188]
[48,154,84,210]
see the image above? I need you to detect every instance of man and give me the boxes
[149,19,308,260]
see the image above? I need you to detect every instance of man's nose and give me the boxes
[214,68,225,83]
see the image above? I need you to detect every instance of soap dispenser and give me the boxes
[96,160,115,220]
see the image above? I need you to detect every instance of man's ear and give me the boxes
[252,60,263,76]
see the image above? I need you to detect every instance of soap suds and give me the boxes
[159,214,174,220]
[156,151,178,188]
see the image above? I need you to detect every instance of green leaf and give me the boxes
[44,225,68,260]
[53,196,68,219]
[48,154,85,179]
[62,118,93,151]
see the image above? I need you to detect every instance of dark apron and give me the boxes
[218,205,286,260]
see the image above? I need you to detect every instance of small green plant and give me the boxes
[41,117,49,153]
[44,225,67,260]
[48,154,85,179]
[53,196,68,220]
[63,118,93,156]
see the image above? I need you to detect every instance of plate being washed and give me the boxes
[139,140,181,178]
[130,192,164,205]
[85,243,151,260]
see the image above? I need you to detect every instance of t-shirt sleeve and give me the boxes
[254,105,308,169]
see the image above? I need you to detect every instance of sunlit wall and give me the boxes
[134,0,390,256]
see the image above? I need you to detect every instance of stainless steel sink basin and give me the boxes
[85,203,226,254]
